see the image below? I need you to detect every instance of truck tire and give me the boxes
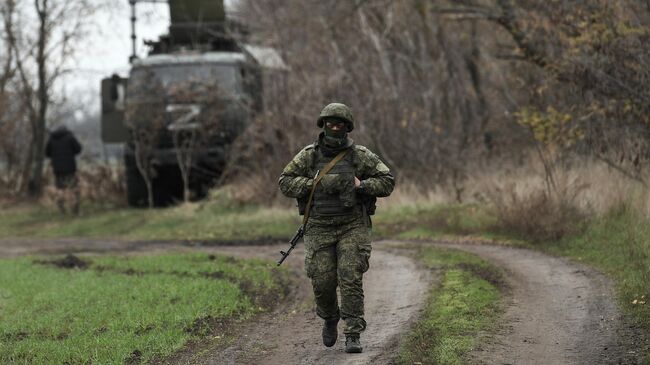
[124,153,148,207]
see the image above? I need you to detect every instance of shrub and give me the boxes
[41,164,126,209]
[488,178,590,242]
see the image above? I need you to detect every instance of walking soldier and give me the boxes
[278,103,394,353]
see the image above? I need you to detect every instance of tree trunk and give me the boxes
[134,140,155,209]
[18,137,34,193]
[145,179,154,208]
[28,0,49,197]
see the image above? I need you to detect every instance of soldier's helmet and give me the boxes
[317,103,355,132]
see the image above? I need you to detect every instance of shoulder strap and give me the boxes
[302,148,350,225]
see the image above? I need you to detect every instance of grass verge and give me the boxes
[397,246,503,365]
[543,206,650,360]
[384,202,650,361]
[0,252,287,364]
[374,204,497,240]
[0,199,496,242]
[0,199,298,241]
[2,196,647,360]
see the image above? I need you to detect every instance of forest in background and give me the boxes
[221,0,650,205]
[1,3,650,363]
[1,0,649,229]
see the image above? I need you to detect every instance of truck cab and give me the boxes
[100,0,272,206]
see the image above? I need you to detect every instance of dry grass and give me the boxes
[475,158,648,242]
[41,164,126,210]
[381,182,451,208]
[477,159,649,215]
[78,164,126,203]
[487,179,589,242]
[223,173,284,205]
[376,156,650,243]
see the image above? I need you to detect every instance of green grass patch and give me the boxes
[0,252,286,364]
[541,206,650,359]
[374,203,498,240]
[384,202,650,361]
[0,199,496,243]
[397,246,503,365]
[0,197,298,241]
[5,187,648,361]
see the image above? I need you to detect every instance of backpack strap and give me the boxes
[302,148,350,226]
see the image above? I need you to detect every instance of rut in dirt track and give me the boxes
[428,242,639,365]
[203,241,637,365]
[0,238,638,364]
[197,244,430,365]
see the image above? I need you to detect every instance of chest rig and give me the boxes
[312,147,358,217]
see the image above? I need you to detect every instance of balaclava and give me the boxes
[322,117,349,149]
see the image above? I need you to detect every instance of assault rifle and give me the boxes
[277,225,304,266]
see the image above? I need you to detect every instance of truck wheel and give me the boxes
[125,153,148,207]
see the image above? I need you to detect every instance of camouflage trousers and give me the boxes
[303,211,371,335]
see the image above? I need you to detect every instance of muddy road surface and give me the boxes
[428,242,641,365]
[0,238,640,364]
[0,239,431,364]
[182,244,431,365]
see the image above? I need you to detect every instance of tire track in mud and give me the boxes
[0,239,430,364]
[424,242,642,365]
[159,241,640,364]
[190,244,430,365]
[0,238,641,364]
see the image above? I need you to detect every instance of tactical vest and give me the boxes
[311,147,357,216]
[295,145,378,218]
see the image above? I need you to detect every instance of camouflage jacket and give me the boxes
[278,141,395,200]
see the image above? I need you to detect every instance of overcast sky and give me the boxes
[66,0,236,114]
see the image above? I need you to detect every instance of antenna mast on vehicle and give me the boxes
[128,0,229,63]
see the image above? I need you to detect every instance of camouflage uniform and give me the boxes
[278,104,394,337]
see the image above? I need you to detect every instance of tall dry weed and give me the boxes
[41,164,126,209]
[381,182,451,208]
[483,157,650,242]
[487,177,590,242]
[77,164,126,205]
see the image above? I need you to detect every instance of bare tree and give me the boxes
[230,0,650,202]
[168,106,200,203]
[441,0,650,177]
[230,0,503,202]
[125,69,166,208]
[0,0,28,194]
[159,73,233,203]
[132,127,158,208]
[3,0,105,196]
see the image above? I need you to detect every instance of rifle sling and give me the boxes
[302,148,350,226]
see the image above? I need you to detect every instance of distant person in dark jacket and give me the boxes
[45,125,82,214]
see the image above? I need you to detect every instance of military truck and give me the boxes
[101,0,277,206]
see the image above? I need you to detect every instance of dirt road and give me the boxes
[0,239,431,364]
[214,241,638,365]
[429,241,641,365]
[0,238,640,364]
[181,244,430,365]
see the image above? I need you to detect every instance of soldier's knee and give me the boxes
[337,265,363,291]
[311,270,337,293]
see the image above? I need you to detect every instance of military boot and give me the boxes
[322,318,339,347]
[345,335,363,353]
